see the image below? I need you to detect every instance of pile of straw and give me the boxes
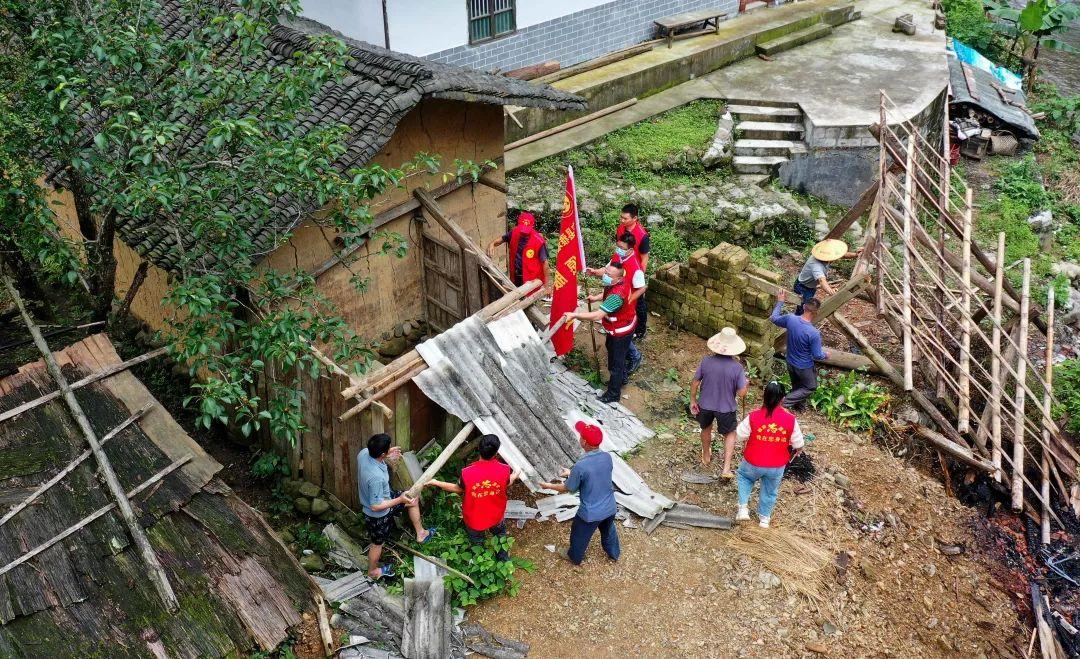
[724,525,834,609]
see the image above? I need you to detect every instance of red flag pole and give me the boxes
[548,165,586,357]
[585,281,601,373]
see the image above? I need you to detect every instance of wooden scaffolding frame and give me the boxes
[858,92,1079,531]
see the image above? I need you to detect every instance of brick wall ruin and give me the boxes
[647,243,781,360]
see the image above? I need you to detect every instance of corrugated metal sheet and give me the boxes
[948,55,1039,139]
[412,311,672,519]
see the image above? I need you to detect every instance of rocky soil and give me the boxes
[466,322,1027,658]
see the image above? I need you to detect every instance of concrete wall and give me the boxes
[424,0,737,73]
[300,0,385,46]
[647,243,781,362]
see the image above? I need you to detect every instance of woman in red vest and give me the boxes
[426,434,521,561]
[734,381,805,528]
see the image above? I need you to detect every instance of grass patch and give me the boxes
[600,100,721,166]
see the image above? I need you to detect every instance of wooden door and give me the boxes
[420,231,467,332]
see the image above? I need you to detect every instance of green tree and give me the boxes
[985,0,1080,91]
[1,0,465,443]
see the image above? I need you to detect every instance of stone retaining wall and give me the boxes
[647,242,781,360]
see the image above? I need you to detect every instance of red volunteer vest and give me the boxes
[617,221,649,264]
[613,251,643,291]
[743,407,797,468]
[461,458,512,531]
[508,227,547,286]
[601,278,637,337]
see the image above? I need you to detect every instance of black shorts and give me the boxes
[365,490,404,545]
[697,409,737,434]
[465,521,507,544]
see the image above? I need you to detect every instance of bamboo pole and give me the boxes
[1041,286,1055,544]
[991,232,1006,480]
[404,421,476,498]
[0,403,154,529]
[876,95,887,316]
[958,188,973,432]
[1011,259,1031,512]
[901,137,916,390]
[937,101,951,401]
[1,275,179,611]
[0,454,191,578]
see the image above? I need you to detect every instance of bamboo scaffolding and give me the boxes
[901,138,916,391]
[1,275,179,611]
[1012,259,1031,512]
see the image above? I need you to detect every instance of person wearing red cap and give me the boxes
[539,421,619,565]
[487,209,549,287]
[425,434,522,561]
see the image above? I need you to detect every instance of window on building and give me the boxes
[467,0,515,44]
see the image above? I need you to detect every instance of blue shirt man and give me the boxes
[539,421,620,565]
[770,291,830,410]
[358,447,392,518]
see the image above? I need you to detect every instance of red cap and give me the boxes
[516,212,536,230]
[575,420,604,447]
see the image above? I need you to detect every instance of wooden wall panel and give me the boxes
[300,371,322,487]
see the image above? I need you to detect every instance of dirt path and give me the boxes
[468,322,1026,658]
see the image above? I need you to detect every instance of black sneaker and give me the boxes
[599,391,620,404]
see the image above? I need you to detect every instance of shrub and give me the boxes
[994,155,1050,210]
[941,0,1000,59]
[810,370,889,431]
[407,489,535,608]
[294,521,332,555]
[250,450,290,480]
[1054,359,1080,436]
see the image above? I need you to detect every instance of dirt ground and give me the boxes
[467,318,1028,658]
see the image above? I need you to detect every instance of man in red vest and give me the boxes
[487,210,549,288]
[587,233,646,376]
[616,204,650,342]
[563,261,636,403]
[426,434,521,561]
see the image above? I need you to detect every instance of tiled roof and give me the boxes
[46,6,585,272]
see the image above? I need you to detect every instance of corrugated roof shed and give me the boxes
[0,335,316,657]
[412,312,673,519]
[948,55,1039,140]
[41,2,585,273]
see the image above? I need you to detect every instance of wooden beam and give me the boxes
[825,181,879,240]
[912,426,995,471]
[0,346,167,424]
[772,274,870,350]
[413,188,513,295]
[0,402,154,529]
[477,175,508,194]
[958,188,973,433]
[1011,258,1031,512]
[504,98,638,151]
[2,275,179,610]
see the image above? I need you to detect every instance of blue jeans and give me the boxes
[568,514,620,564]
[736,462,786,518]
[793,280,817,315]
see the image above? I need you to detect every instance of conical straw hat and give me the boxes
[707,327,746,356]
[811,239,848,262]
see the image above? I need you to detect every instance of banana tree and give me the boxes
[984,0,1079,92]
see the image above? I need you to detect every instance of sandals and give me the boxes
[419,527,438,545]
[371,565,396,580]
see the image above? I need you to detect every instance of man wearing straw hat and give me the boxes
[793,239,859,314]
[689,327,749,476]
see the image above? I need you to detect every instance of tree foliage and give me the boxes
[1,0,474,443]
[984,0,1079,89]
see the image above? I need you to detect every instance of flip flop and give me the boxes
[420,527,438,545]
[372,565,396,580]
[721,471,735,480]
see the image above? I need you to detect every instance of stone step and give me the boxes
[733,155,789,174]
[727,104,802,122]
[724,97,800,109]
[739,174,772,188]
[744,1,768,12]
[736,121,804,140]
[734,138,808,156]
[755,23,833,56]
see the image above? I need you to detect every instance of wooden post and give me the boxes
[876,94,888,316]
[958,188,973,433]
[586,281,601,374]
[991,232,1006,481]
[405,421,476,497]
[1011,258,1031,512]
[1041,286,1055,544]
[901,137,916,391]
[1,275,179,611]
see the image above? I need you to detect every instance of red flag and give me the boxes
[549,166,585,356]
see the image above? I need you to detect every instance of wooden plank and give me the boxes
[320,375,336,495]
[463,250,484,316]
[961,63,980,101]
[825,180,880,240]
[301,371,322,487]
[394,384,413,489]
[504,99,638,151]
[331,372,351,505]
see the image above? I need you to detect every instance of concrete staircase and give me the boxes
[755,22,833,56]
[728,100,807,176]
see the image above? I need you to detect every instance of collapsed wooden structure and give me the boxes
[823,93,1078,538]
[0,333,316,656]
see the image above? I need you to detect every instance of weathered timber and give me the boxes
[404,422,475,498]
[504,99,638,151]
[402,558,451,659]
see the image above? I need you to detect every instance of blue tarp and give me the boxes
[948,38,1024,91]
